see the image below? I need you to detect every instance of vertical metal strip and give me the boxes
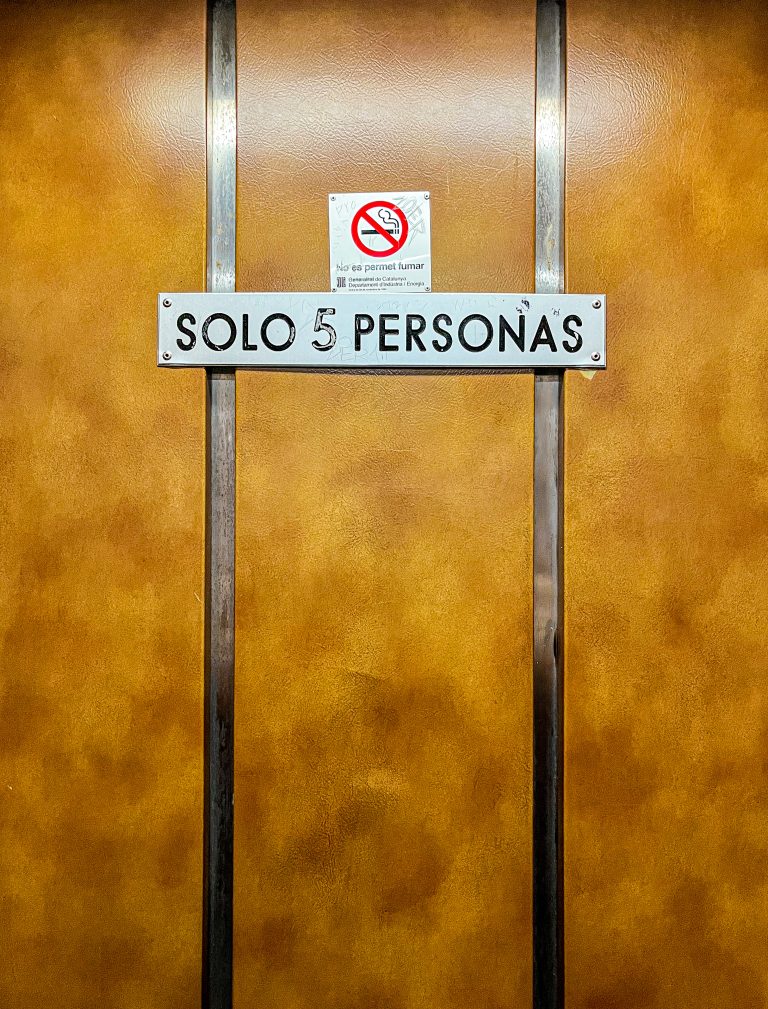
[533,2,566,1009]
[203,1,236,1008]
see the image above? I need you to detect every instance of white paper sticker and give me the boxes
[328,191,432,294]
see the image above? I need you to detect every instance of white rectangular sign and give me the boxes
[158,293,605,370]
[328,191,431,294]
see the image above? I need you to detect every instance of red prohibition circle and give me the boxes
[351,200,409,258]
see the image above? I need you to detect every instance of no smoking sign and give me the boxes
[329,191,431,293]
[352,200,409,258]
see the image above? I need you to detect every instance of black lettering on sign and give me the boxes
[312,308,337,351]
[176,313,196,351]
[261,313,296,351]
[432,314,453,352]
[379,314,399,352]
[354,314,374,351]
[562,314,583,353]
[202,313,237,351]
[458,314,493,352]
[243,314,257,350]
[405,314,427,352]
[530,315,557,352]
[499,314,525,352]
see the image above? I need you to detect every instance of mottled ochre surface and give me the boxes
[0,2,207,1005]
[2,0,768,1007]
[234,3,534,1006]
[565,1,768,1006]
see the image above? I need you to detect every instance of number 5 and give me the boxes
[312,308,337,351]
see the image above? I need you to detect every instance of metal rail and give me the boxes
[203,1,237,1007]
[533,1,566,1008]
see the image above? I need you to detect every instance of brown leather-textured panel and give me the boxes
[234,2,535,1006]
[566,2,768,1006]
[8,2,763,1006]
[0,3,206,1006]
